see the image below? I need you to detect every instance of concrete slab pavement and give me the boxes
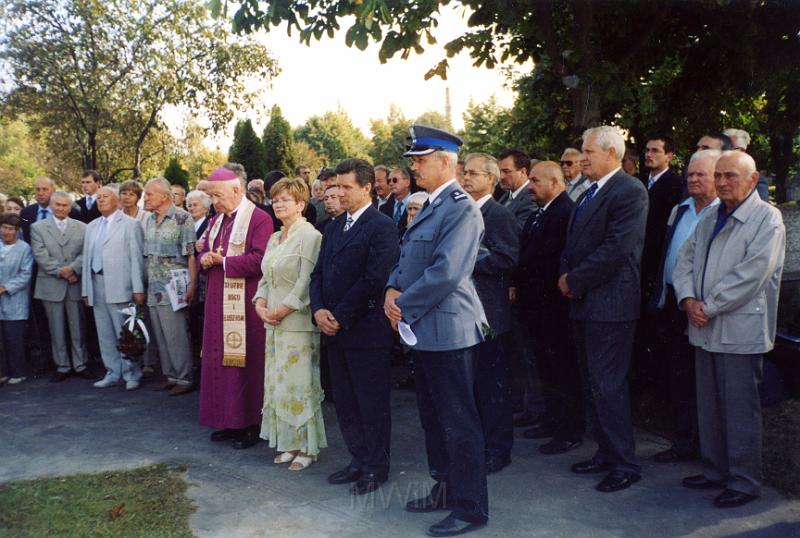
[1,377,798,537]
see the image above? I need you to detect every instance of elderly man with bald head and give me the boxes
[516,161,582,454]
[143,177,198,396]
[673,151,785,508]
[82,184,145,390]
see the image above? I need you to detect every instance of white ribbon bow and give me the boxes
[118,306,150,345]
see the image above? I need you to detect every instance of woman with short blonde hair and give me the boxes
[254,176,326,471]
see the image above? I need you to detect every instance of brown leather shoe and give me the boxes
[168,384,194,396]
[152,382,176,391]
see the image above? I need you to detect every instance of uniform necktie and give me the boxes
[343,216,354,232]
[422,199,430,211]
[91,218,107,273]
[571,182,598,228]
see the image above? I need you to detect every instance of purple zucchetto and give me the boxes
[208,167,239,181]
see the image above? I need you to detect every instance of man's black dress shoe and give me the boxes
[210,428,241,442]
[539,438,582,455]
[485,455,511,474]
[713,489,757,508]
[654,447,697,463]
[522,423,557,439]
[351,473,387,495]
[512,411,543,428]
[571,459,613,474]
[682,474,724,490]
[406,484,449,512]
[328,466,362,485]
[232,427,260,449]
[427,513,486,537]
[595,471,641,492]
[49,371,69,383]
[75,369,96,380]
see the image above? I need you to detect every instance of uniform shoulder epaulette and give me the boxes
[451,190,468,201]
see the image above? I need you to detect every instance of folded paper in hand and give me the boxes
[165,268,190,312]
[398,321,418,346]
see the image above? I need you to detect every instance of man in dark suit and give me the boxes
[315,183,344,235]
[496,149,536,229]
[558,126,648,493]
[373,165,394,217]
[75,170,103,224]
[310,158,400,496]
[388,167,413,237]
[462,153,519,474]
[641,135,686,299]
[518,161,582,455]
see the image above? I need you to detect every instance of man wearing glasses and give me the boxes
[561,147,588,201]
[388,167,412,236]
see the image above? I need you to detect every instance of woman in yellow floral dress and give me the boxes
[253,178,326,471]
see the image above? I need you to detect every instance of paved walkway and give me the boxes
[1,377,799,538]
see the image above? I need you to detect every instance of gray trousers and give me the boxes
[41,299,87,373]
[149,305,193,385]
[92,274,141,383]
[695,349,763,496]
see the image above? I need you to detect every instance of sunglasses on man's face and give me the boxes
[560,160,575,166]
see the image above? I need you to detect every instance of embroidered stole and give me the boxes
[207,198,256,367]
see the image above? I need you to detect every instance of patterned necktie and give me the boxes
[647,176,655,190]
[571,182,598,229]
[343,216,354,232]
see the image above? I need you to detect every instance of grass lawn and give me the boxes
[0,464,195,537]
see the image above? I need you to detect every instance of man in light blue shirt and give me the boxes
[649,149,720,465]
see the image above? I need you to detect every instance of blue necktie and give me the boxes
[38,208,48,221]
[91,218,107,273]
[647,176,655,190]
[393,201,403,225]
[571,182,598,229]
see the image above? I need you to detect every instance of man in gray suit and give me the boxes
[558,126,648,493]
[462,152,519,475]
[385,125,488,537]
[673,151,785,508]
[30,191,91,382]
[561,147,589,201]
[82,185,145,391]
[497,148,536,228]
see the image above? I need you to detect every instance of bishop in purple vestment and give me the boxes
[198,165,274,448]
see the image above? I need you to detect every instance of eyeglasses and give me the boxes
[272,197,296,205]
[464,170,489,178]
[389,178,402,183]
[560,160,575,166]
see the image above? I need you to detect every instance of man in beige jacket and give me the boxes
[673,151,785,509]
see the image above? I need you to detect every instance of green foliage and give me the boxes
[294,108,371,165]
[0,119,45,196]
[228,119,266,180]
[176,119,227,187]
[223,0,800,201]
[413,110,453,132]
[460,97,511,157]
[292,140,325,177]
[369,104,411,167]
[262,105,296,176]
[1,0,278,182]
[163,156,190,190]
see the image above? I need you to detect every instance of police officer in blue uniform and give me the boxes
[385,126,489,537]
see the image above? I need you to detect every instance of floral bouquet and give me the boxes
[117,304,150,359]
